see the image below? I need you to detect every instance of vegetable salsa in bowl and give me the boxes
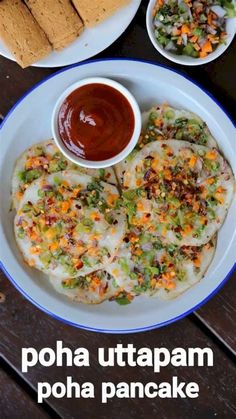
[146,0,236,65]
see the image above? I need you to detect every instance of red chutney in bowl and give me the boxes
[58,83,135,161]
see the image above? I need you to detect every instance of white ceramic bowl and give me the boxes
[146,0,236,66]
[52,77,142,168]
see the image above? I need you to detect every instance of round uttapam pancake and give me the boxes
[140,104,217,148]
[106,232,216,301]
[15,171,126,279]
[123,140,234,246]
[12,139,117,209]
[49,270,117,304]
[114,104,217,188]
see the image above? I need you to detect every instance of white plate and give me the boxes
[0,59,235,333]
[0,1,141,68]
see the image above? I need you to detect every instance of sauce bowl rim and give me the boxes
[51,76,142,168]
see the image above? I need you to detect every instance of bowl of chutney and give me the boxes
[52,77,142,168]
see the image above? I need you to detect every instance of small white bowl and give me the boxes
[146,0,236,66]
[52,77,142,168]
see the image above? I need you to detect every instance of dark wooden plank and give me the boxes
[0,273,235,419]
[0,363,50,419]
[195,271,236,355]
[0,56,53,117]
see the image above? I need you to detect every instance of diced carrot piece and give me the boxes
[202,41,213,53]
[206,177,215,185]
[16,191,23,200]
[59,237,68,247]
[199,51,207,58]
[30,231,39,241]
[107,194,119,206]
[25,158,33,169]
[154,118,163,127]
[165,281,176,290]
[61,201,70,212]
[137,201,144,211]
[138,275,144,284]
[189,155,197,167]
[183,225,193,235]
[193,43,201,51]
[194,257,201,268]
[193,201,200,212]
[152,2,159,17]
[190,35,198,43]
[215,193,224,204]
[130,233,139,243]
[49,242,59,251]
[76,244,85,253]
[72,188,80,197]
[151,158,158,169]
[206,150,217,160]
[29,246,37,255]
[127,293,134,302]
[151,278,157,288]
[181,24,191,35]
[62,181,69,187]
[90,211,101,221]
[163,169,172,180]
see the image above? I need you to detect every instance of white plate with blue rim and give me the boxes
[0,0,141,68]
[0,58,235,333]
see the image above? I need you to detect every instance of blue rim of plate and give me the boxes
[0,57,235,334]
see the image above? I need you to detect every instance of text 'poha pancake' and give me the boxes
[12,139,117,209]
[122,140,234,246]
[106,232,216,301]
[15,171,126,279]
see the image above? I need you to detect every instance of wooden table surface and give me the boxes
[0,2,235,418]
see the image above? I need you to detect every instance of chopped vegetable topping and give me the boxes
[152,0,235,59]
